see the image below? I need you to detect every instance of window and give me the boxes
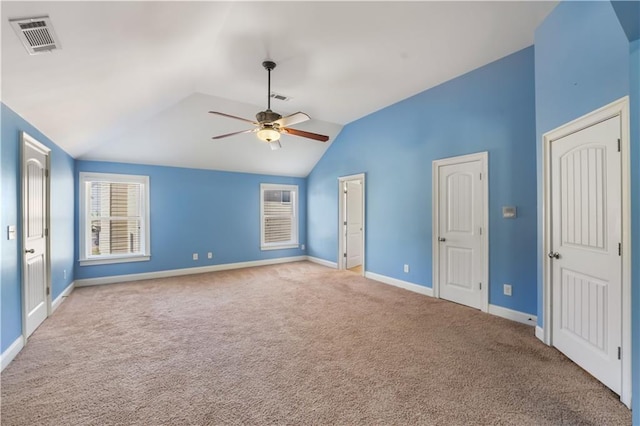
[79,172,150,265]
[260,184,298,250]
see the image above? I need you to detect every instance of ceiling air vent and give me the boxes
[9,16,61,55]
[270,92,291,102]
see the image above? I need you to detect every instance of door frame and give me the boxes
[542,97,631,407]
[337,173,365,274]
[432,151,489,312]
[21,131,52,342]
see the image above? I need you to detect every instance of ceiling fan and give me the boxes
[209,61,329,150]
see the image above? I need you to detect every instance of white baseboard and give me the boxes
[75,256,308,287]
[535,326,545,342]
[306,256,337,269]
[362,273,538,329]
[1,336,24,372]
[488,304,537,326]
[52,281,75,313]
[2,282,75,372]
[364,272,434,297]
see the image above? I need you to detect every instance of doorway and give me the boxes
[21,132,51,339]
[542,97,631,406]
[432,152,488,311]
[338,173,365,275]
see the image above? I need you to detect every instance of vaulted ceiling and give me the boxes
[1,1,557,177]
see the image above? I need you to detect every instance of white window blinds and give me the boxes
[264,190,293,244]
[89,182,142,256]
[79,172,150,265]
[261,184,298,250]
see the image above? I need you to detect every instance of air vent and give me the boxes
[9,16,61,55]
[270,92,291,102]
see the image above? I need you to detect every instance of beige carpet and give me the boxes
[0,261,630,425]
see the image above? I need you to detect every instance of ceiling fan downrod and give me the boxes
[263,60,276,111]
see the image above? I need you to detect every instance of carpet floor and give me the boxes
[0,261,630,425]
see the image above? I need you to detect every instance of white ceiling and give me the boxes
[1,1,557,177]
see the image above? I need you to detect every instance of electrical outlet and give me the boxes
[503,284,512,296]
[192,253,198,261]
[403,264,409,273]
[301,244,306,250]
[207,252,213,259]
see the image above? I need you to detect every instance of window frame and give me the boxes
[78,172,151,266]
[260,183,299,251]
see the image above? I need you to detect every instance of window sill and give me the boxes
[79,255,151,266]
[261,244,299,251]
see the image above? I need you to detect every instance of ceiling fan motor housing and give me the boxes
[262,60,276,71]
[256,109,282,124]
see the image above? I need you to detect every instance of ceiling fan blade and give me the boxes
[211,128,257,140]
[282,127,329,142]
[209,111,258,125]
[273,112,310,127]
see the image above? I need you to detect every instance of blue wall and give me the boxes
[630,36,639,426]
[307,47,538,315]
[0,105,3,353]
[534,1,630,327]
[75,161,307,280]
[1,103,75,353]
[611,0,640,42]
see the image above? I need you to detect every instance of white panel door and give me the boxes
[23,136,49,337]
[346,180,363,269]
[438,160,483,309]
[550,116,621,394]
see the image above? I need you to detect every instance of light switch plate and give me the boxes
[502,206,517,219]
[7,225,16,240]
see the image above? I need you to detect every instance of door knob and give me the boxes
[25,249,35,254]
[438,237,446,242]
[547,252,560,259]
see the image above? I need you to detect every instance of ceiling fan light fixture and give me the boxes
[257,127,281,143]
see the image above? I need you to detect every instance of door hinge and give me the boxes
[344,221,347,226]
[479,282,482,290]
[45,169,49,178]
[479,227,482,235]
[618,243,622,256]
[618,346,621,360]
[343,253,347,258]
[479,173,482,180]
[45,228,49,237]
[46,287,50,296]
[618,138,621,152]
